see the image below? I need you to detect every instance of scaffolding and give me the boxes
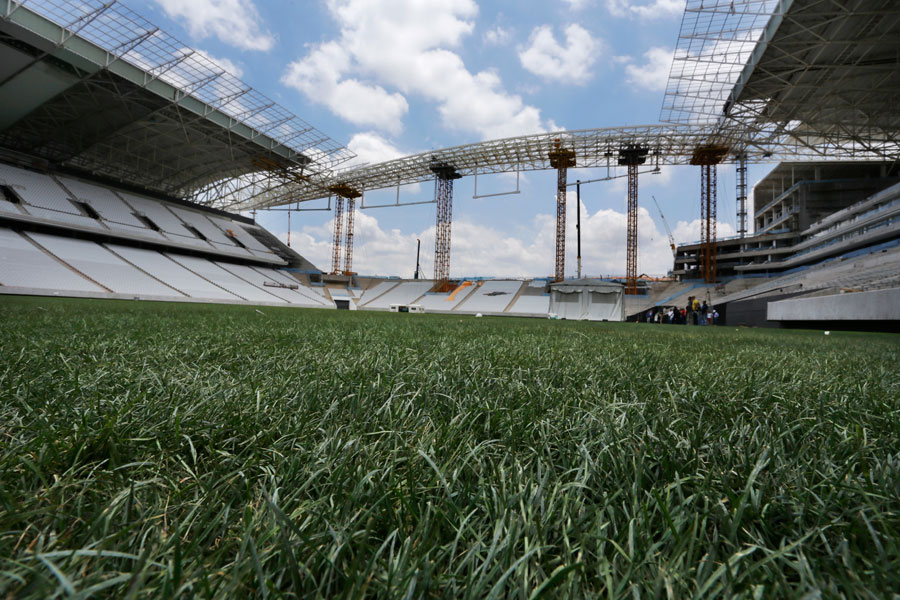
[691,145,729,284]
[343,198,356,274]
[699,164,717,283]
[736,154,748,237]
[618,145,649,295]
[330,196,344,274]
[549,143,576,282]
[430,163,461,289]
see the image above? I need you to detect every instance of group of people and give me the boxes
[643,296,719,325]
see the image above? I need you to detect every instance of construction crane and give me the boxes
[651,195,676,257]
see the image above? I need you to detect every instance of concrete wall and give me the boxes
[768,287,900,321]
[723,291,807,328]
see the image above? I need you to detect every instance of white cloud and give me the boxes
[191,48,243,78]
[346,132,409,166]
[282,42,408,134]
[624,46,673,91]
[672,218,737,246]
[283,201,678,278]
[152,0,274,51]
[483,26,513,46]
[563,0,593,10]
[606,0,685,20]
[519,24,600,85]
[283,0,552,140]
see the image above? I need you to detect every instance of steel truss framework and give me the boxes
[433,177,454,286]
[699,164,717,283]
[736,155,748,237]
[0,0,353,209]
[549,144,576,282]
[343,198,356,274]
[626,165,639,294]
[663,0,900,158]
[330,196,344,274]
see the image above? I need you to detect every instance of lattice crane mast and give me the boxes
[690,145,728,284]
[328,184,362,275]
[430,161,462,291]
[651,195,676,258]
[548,140,576,282]
[618,145,649,295]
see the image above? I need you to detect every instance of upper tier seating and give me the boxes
[0,162,280,263]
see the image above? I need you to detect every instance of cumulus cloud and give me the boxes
[282,42,408,134]
[346,132,409,166]
[282,201,678,278]
[152,0,274,51]
[191,48,243,78]
[563,0,593,10]
[606,0,685,20]
[672,218,738,246]
[624,46,674,91]
[519,24,601,85]
[283,0,552,140]
[483,25,513,46]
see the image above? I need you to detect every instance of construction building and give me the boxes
[674,162,900,279]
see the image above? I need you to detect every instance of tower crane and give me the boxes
[651,195,676,257]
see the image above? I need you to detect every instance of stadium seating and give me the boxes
[507,295,550,315]
[216,263,329,306]
[118,192,206,243]
[107,245,240,300]
[0,227,103,293]
[28,233,179,297]
[456,280,524,313]
[415,286,477,312]
[57,176,165,240]
[164,254,285,303]
[357,280,400,305]
[362,281,433,309]
[169,207,251,254]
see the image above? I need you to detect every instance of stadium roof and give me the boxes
[663,0,900,154]
[0,0,354,209]
[254,122,885,207]
[261,0,900,208]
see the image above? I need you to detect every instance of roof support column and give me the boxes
[700,163,717,284]
[736,154,748,238]
[691,145,729,285]
[618,145,649,295]
[430,163,462,291]
[549,141,576,282]
[343,198,356,275]
[328,184,362,275]
[331,196,344,274]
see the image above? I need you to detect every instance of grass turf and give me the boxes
[1,295,899,598]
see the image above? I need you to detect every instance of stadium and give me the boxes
[1,0,899,597]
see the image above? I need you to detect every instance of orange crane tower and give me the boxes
[548,141,576,282]
[618,145,649,294]
[690,146,729,283]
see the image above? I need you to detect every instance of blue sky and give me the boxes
[128,0,770,277]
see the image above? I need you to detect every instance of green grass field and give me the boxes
[1,295,899,598]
